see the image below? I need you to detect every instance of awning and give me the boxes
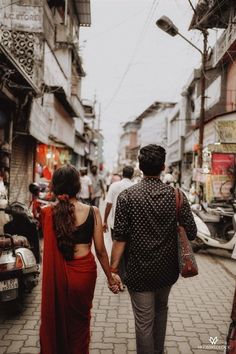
[73,0,91,27]
[44,86,77,117]
[75,130,86,142]
[72,46,85,77]
[74,0,91,26]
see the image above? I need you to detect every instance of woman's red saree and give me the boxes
[40,206,97,354]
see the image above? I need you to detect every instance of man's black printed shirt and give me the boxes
[113,178,197,292]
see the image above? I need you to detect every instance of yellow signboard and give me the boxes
[218,120,236,143]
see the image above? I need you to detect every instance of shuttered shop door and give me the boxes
[10,135,35,204]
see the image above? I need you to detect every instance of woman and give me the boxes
[40,165,119,354]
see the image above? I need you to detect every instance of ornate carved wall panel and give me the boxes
[0,28,43,91]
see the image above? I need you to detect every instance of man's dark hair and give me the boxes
[138,145,166,176]
[122,166,134,179]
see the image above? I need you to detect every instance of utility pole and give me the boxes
[198,29,208,168]
[156,16,209,168]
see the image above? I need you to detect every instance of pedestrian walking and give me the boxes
[40,165,119,354]
[79,167,92,204]
[110,144,197,354]
[105,171,112,192]
[103,165,134,286]
[162,166,175,187]
[90,165,105,207]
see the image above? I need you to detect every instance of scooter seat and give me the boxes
[196,210,221,223]
[0,235,30,249]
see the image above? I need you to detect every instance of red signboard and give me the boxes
[211,153,235,175]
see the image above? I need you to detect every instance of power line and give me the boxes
[187,0,197,14]
[103,0,161,113]
[83,6,149,42]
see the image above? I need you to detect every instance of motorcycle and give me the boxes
[0,202,40,313]
[192,202,234,241]
[191,201,236,254]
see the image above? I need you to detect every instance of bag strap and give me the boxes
[175,188,184,224]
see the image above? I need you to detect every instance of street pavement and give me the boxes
[0,225,236,353]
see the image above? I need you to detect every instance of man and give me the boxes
[103,165,134,284]
[90,165,105,207]
[110,144,197,354]
[79,167,92,204]
[163,166,175,186]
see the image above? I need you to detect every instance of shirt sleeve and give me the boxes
[113,190,130,242]
[179,193,197,241]
[106,183,114,204]
[87,176,92,186]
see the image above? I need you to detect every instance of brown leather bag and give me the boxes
[175,188,198,278]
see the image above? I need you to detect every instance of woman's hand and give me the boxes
[107,274,121,294]
[103,222,108,233]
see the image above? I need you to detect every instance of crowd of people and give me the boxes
[39,144,197,354]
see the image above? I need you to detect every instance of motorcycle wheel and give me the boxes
[7,295,24,315]
[8,300,24,315]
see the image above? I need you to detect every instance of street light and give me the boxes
[156,16,208,168]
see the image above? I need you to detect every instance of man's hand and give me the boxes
[107,274,121,294]
[103,222,109,233]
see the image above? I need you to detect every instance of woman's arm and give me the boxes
[92,207,119,292]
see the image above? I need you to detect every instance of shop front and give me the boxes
[202,145,236,202]
[30,93,76,183]
[167,137,184,186]
[0,103,13,195]
[182,132,197,191]
[35,143,72,182]
[193,114,236,202]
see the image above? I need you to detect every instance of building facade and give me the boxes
[0,0,93,203]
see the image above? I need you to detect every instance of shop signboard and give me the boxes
[211,175,233,200]
[218,121,236,143]
[0,0,43,32]
[208,153,236,200]
[211,153,235,175]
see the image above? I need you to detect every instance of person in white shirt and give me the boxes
[79,167,92,205]
[103,166,134,285]
[90,165,105,207]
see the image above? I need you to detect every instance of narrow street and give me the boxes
[0,233,235,354]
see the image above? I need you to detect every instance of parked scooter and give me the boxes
[193,202,234,241]
[0,202,40,313]
[191,201,236,254]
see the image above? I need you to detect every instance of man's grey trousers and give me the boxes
[129,286,171,354]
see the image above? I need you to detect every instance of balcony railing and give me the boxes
[213,17,236,66]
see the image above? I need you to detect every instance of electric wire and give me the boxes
[187,0,197,14]
[103,0,161,113]
[82,6,150,42]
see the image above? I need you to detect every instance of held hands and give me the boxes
[107,273,122,294]
[103,222,109,233]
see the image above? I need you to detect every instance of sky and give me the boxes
[80,0,222,170]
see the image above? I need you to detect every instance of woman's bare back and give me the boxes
[72,201,93,258]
